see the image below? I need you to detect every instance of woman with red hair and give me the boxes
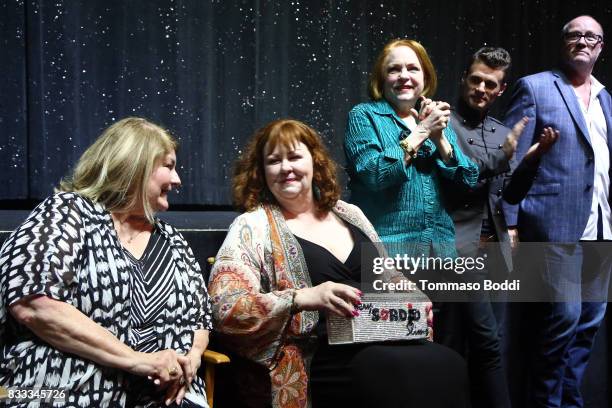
[210,118,469,408]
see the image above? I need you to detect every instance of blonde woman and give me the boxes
[0,118,212,407]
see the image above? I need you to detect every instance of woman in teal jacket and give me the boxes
[344,39,478,258]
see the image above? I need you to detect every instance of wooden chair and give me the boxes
[202,349,230,408]
[202,256,230,408]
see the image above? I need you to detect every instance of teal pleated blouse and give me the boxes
[344,100,478,258]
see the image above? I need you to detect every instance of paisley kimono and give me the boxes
[209,200,389,408]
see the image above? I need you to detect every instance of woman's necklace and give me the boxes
[125,228,144,244]
[114,214,149,244]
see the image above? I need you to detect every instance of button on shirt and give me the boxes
[448,108,512,236]
[575,76,611,240]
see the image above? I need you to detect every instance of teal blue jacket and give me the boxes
[344,100,478,257]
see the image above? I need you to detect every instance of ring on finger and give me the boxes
[168,366,179,376]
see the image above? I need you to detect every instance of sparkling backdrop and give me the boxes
[1,0,610,206]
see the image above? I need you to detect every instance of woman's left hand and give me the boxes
[183,348,203,385]
[163,350,203,405]
[161,354,191,405]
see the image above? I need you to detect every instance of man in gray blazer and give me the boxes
[504,15,611,408]
[441,47,520,408]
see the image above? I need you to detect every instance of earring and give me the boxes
[260,188,273,202]
[313,184,321,201]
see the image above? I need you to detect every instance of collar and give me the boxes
[590,75,605,98]
[107,209,175,246]
[369,99,414,130]
[154,217,172,241]
[454,98,487,127]
[556,69,606,98]
[370,99,399,115]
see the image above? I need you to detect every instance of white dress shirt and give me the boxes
[575,76,611,240]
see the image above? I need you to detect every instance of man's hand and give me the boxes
[524,127,559,164]
[502,117,529,159]
[508,227,519,254]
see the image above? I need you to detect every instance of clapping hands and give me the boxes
[502,117,529,159]
[410,96,451,137]
[524,127,559,163]
[501,118,558,163]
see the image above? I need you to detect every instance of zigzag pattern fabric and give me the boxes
[125,230,176,353]
[0,192,213,407]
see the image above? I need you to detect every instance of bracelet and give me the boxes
[400,138,418,159]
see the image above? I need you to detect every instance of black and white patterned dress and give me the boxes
[124,229,209,407]
[0,192,213,407]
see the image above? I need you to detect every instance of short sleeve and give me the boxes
[0,193,84,308]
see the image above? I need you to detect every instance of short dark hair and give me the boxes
[465,47,512,80]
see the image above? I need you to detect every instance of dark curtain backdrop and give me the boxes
[1,0,611,206]
[1,2,612,406]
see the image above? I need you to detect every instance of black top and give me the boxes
[295,223,361,286]
[294,222,374,337]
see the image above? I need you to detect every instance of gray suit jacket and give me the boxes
[503,70,612,242]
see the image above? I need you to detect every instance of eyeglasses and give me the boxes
[563,31,603,46]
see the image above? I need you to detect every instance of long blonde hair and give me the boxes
[59,117,177,222]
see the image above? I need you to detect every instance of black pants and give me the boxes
[435,247,511,408]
